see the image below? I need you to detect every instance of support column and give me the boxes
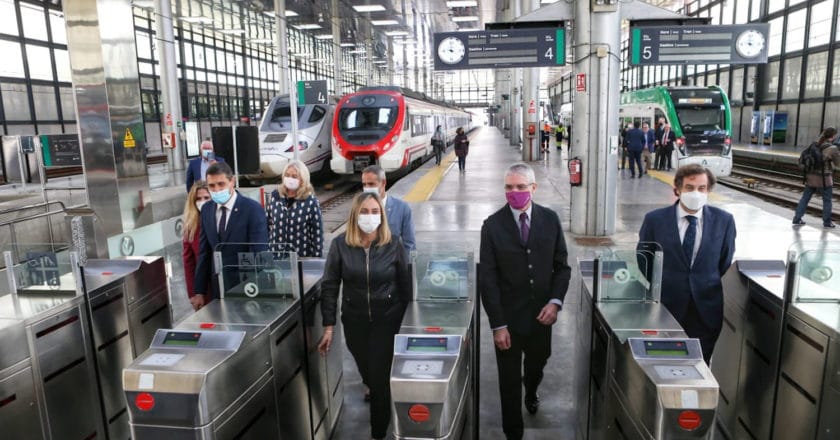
[521,0,541,161]
[509,0,521,146]
[570,0,619,236]
[387,37,395,84]
[64,0,152,241]
[154,0,184,171]
[274,0,289,96]
[331,0,342,95]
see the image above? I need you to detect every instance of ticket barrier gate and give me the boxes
[577,245,719,440]
[390,250,477,440]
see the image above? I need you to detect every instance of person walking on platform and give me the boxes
[432,125,445,165]
[541,121,551,153]
[479,163,572,440]
[318,192,411,440]
[362,165,416,254]
[641,122,656,174]
[454,127,469,173]
[638,164,736,364]
[656,123,676,170]
[182,180,212,311]
[792,127,840,228]
[267,160,324,257]
[624,122,646,178]
[619,123,631,170]
[555,123,565,152]
[193,162,268,309]
[185,138,224,192]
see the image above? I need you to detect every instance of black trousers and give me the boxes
[434,145,443,164]
[458,155,466,171]
[679,297,722,364]
[494,324,552,440]
[343,317,401,439]
[628,150,643,176]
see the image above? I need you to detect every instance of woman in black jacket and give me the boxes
[318,192,410,440]
[454,126,469,173]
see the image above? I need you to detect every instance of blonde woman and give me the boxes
[266,160,324,257]
[182,181,211,310]
[318,192,410,440]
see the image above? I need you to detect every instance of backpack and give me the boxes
[799,142,825,174]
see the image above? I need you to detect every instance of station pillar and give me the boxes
[154,0,185,171]
[521,0,542,161]
[64,0,153,239]
[331,0,343,95]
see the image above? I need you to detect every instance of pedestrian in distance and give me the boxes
[641,122,656,174]
[656,123,676,170]
[454,127,469,173]
[186,138,225,192]
[432,125,445,166]
[555,123,565,152]
[624,122,646,178]
[266,159,324,257]
[792,127,840,228]
[318,192,411,440]
[182,180,212,311]
[361,165,416,254]
[479,162,572,440]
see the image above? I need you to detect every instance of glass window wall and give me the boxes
[803,51,828,99]
[782,56,802,100]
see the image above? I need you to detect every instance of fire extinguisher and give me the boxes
[568,157,582,186]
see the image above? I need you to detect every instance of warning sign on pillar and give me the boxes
[165,113,173,126]
[576,73,586,92]
[162,132,176,149]
[528,100,536,114]
[124,128,136,148]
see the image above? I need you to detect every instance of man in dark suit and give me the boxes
[624,122,646,178]
[361,165,416,254]
[638,164,736,363]
[186,139,225,192]
[656,123,676,170]
[641,122,656,174]
[192,162,268,309]
[479,162,572,440]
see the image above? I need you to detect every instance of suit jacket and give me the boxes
[186,157,225,192]
[479,203,572,335]
[638,202,736,331]
[385,196,415,253]
[625,128,646,152]
[182,222,201,298]
[643,130,656,152]
[194,192,269,299]
[656,129,676,152]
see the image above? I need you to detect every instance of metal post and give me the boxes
[510,0,522,147]
[232,128,240,189]
[154,0,185,171]
[331,0,341,95]
[521,0,541,161]
[273,0,300,160]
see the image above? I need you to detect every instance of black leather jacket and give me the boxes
[320,233,410,326]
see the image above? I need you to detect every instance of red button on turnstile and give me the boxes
[424,327,442,333]
[408,404,431,423]
[678,410,702,431]
[641,330,658,336]
[102,271,113,275]
[200,322,216,329]
[135,393,155,411]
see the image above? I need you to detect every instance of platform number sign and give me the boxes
[630,24,769,65]
[25,252,60,287]
[298,80,328,106]
[433,28,566,70]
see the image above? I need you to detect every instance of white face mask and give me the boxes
[195,200,207,212]
[284,177,300,191]
[357,214,381,234]
[680,190,708,212]
[362,187,380,196]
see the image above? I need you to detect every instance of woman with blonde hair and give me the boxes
[266,159,324,256]
[182,180,212,310]
[318,192,410,440]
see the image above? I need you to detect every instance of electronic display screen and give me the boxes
[644,340,689,356]
[407,337,448,352]
[163,332,202,346]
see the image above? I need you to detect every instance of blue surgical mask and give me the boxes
[202,150,214,160]
[362,187,379,196]
[210,188,232,205]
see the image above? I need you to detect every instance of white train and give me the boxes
[247,94,335,183]
[330,87,472,174]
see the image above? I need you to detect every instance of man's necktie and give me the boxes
[683,215,697,264]
[218,206,228,237]
[520,212,530,244]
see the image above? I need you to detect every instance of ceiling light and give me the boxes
[262,10,298,17]
[250,38,274,44]
[218,28,245,35]
[180,16,213,25]
[446,0,478,6]
[457,27,481,32]
[372,60,388,64]
[353,4,387,12]
[132,0,155,9]
[293,23,322,30]
[452,16,478,22]
[314,34,334,40]
[311,58,328,62]
[385,30,410,37]
[348,49,366,54]
[540,0,558,3]
[292,53,312,58]
[371,19,399,26]
[340,42,356,47]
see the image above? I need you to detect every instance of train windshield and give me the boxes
[675,106,725,133]
[337,106,399,145]
[261,100,327,132]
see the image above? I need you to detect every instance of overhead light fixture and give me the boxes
[371,19,399,26]
[180,16,213,25]
[385,30,410,37]
[262,10,299,17]
[314,34,334,40]
[340,42,356,47]
[458,27,481,32]
[348,49,366,54]
[250,38,274,44]
[293,23,322,30]
[452,16,479,22]
[540,0,558,3]
[132,0,155,9]
[292,52,312,58]
[446,0,478,6]
[372,60,388,64]
[352,4,387,12]
[218,28,245,35]
[311,58,328,62]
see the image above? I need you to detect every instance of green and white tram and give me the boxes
[620,86,732,177]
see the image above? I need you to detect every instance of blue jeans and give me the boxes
[793,185,833,225]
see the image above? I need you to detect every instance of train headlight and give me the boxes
[722,137,731,156]
[677,137,686,155]
[391,135,399,143]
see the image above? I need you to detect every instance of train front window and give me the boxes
[338,107,398,131]
[675,107,725,133]
[269,105,304,126]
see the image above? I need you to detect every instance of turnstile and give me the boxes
[0,317,43,439]
[390,252,476,440]
[579,247,719,440]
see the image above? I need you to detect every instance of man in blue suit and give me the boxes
[641,122,656,174]
[186,139,225,192]
[362,165,416,254]
[624,122,646,178]
[192,162,268,309]
[638,164,736,363]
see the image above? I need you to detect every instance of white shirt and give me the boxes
[200,158,211,181]
[215,190,238,233]
[676,203,703,265]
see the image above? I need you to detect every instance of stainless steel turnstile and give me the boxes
[578,247,719,440]
[391,252,476,440]
[0,317,43,439]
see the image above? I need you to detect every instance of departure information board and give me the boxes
[433,28,565,71]
[630,24,770,66]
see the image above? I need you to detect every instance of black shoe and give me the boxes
[825,223,837,229]
[525,393,540,414]
[792,220,806,227]
[630,174,635,178]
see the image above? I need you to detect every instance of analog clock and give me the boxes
[735,29,765,59]
[437,36,466,65]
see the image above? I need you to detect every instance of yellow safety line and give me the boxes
[403,152,456,202]
[645,169,728,202]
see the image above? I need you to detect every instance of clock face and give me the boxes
[437,37,466,65]
[735,30,765,58]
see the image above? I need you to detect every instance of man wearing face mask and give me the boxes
[638,164,736,364]
[479,162,571,440]
[186,138,225,192]
[361,165,415,254]
[193,162,268,309]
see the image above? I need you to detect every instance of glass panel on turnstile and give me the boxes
[2,243,79,294]
[412,243,475,301]
[789,242,840,302]
[214,243,299,300]
[595,242,662,303]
